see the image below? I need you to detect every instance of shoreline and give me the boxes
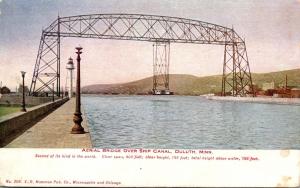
[205,96,300,106]
[83,94,300,104]
[82,94,300,105]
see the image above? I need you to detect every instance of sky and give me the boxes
[0,0,300,90]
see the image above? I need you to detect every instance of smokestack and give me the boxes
[285,74,287,90]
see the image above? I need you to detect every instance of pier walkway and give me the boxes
[5,98,92,148]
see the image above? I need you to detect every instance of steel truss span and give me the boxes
[29,13,254,96]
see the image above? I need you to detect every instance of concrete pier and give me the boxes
[5,98,92,148]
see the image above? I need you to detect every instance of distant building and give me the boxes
[262,82,275,91]
[251,84,260,93]
[291,88,300,98]
[18,84,29,94]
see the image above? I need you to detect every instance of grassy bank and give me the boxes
[0,106,20,117]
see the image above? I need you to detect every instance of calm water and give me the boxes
[82,95,300,149]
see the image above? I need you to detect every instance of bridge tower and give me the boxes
[222,30,253,96]
[152,42,171,95]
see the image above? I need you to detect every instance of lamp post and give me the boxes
[20,71,26,112]
[71,46,85,134]
[52,83,54,102]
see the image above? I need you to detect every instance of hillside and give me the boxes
[252,69,300,88]
[82,69,300,95]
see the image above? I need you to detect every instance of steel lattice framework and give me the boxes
[153,42,170,93]
[30,13,254,96]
